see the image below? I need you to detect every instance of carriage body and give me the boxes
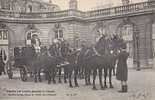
[6,46,36,81]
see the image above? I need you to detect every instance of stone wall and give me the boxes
[1,13,154,68]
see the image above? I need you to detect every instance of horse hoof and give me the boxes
[70,85,73,88]
[59,81,62,83]
[104,85,108,88]
[109,85,114,88]
[92,87,98,90]
[53,81,56,84]
[34,79,37,83]
[64,81,67,83]
[101,87,106,90]
[48,81,51,84]
[75,84,79,87]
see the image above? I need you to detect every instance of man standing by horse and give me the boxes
[0,48,7,75]
[116,43,129,93]
[77,42,88,79]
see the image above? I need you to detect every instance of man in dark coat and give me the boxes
[61,42,70,58]
[0,48,7,75]
[116,43,129,93]
[77,43,88,79]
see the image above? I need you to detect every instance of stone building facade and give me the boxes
[0,0,60,12]
[0,0,155,68]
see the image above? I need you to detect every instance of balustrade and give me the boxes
[0,1,154,20]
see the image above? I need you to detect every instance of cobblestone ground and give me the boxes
[0,69,155,100]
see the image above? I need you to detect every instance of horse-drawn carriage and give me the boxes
[6,45,68,84]
[5,34,126,90]
[6,46,37,81]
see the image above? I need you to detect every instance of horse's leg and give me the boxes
[0,71,2,76]
[81,67,84,79]
[38,69,42,82]
[47,70,51,84]
[69,71,73,88]
[30,72,33,78]
[112,62,116,76]
[64,68,67,83]
[52,68,56,84]
[0,65,2,75]
[45,70,48,80]
[88,69,91,85]
[2,65,6,75]
[99,68,104,89]
[58,68,62,83]
[84,68,88,85]
[104,67,108,88]
[92,69,97,90]
[34,71,37,83]
[109,67,114,88]
[74,67,79,87]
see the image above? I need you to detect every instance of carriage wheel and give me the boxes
[20,67,27,82]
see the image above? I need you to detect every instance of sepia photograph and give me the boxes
[0,0,155,100]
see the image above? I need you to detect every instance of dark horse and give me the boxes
[13,46,64,84]
[60,49,80,87]
[31,46,65,84]
[80,36,120,90]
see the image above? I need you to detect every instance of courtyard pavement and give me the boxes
[0,68,155,100]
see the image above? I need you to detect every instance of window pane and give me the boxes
[3,30,8,40]
[0,31,2,39]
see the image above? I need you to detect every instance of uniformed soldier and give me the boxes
[77,43,88,79]
[116,43,129,93]
[0,48,7,75]
[31,34,41,53]
[61,42,70,58]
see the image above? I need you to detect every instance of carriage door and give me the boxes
[0,25,9,62]
[26,30,39,46]
[121,24,133,66]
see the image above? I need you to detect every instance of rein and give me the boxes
[92,47,102,56]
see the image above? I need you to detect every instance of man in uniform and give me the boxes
[116,43,129,93]
[31,34,41,53]
[77,43,88,79]
[0,48,7,75]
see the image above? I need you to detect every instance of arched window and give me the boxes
[121,24,133,41]
[0,29,8,40]
[120,24,133,58]
[26,30,39,45]
[0,24,9,45]
[0,24,9,60]
[27,5,32,13]
[53,23,63,39]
